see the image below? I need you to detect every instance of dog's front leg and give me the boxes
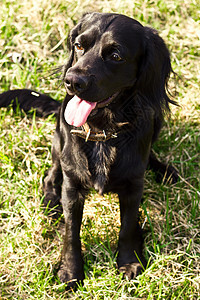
[117,180,146,279]
[58,172,85,289]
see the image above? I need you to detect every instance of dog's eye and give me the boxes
[74,42,84,53]
[110,52,122,62]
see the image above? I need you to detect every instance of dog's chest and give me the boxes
[87,142,116,194]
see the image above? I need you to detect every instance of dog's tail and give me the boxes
[0,89,61,117]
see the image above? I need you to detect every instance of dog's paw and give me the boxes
[118,262,143,279]
[155,164,179,184]
[164,165,179,184]
[58,265,84,291]
[43,193,63,219]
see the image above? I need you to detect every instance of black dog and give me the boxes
[0,12,178,289]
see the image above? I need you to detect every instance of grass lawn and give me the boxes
[0,0,199,299]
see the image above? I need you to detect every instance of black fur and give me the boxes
[0,12,178,290]
[0,89,60,117]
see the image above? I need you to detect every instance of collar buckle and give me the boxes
[70,123,118,142]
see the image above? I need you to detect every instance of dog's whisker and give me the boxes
[42,65,65,80]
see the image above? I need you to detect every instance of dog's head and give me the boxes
[63,12,173,127]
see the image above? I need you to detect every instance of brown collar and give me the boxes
[70,123,118,142]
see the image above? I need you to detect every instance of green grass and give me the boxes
[0,0,200,299]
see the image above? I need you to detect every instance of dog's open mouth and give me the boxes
[64,93,118,127]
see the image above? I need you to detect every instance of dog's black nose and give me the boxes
[64,74,89,94]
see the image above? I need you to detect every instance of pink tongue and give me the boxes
[64,95,97,127]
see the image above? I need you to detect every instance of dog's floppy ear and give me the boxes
[136,27,175,114]
[63,13,92,74]
[63,23,81,75]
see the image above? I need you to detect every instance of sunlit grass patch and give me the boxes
[0,0,199,298]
